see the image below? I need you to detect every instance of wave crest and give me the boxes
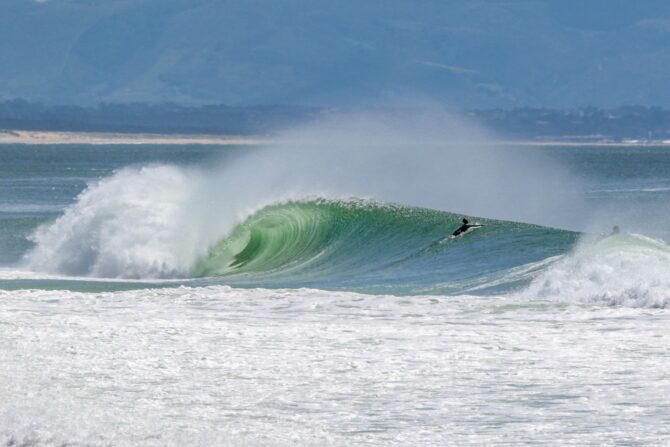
[192,199,452,279]
[24,165,202,278]
[522,234,670,308]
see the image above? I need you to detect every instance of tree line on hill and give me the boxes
[0,99,317,135]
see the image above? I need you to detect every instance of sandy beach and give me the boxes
[0,130,270,145]
[1,129,669,147]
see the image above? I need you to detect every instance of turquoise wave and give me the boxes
[193,199,578,295]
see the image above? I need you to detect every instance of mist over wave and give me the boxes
[217,108,582,226]
[23,109,583,281]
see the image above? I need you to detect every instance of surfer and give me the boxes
[611,225,620,235]
[452,218,484,236]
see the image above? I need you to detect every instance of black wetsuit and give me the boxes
[452,224,471,236]
[452,223,483,236]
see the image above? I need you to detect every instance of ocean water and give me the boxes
[2,140,670,446]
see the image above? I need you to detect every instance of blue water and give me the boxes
[1,142,669,295]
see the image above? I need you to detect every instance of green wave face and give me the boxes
[193,201,346,276]
[192,200,578,295]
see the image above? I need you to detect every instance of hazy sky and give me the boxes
[2,0,670,107]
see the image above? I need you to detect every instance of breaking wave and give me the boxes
[21,164,575,294]
[522,233,670,308]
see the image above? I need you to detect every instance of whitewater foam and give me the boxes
[24,165,206,278]
[522,233,670,308]
[1,285,669,446]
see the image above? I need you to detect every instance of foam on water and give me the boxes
[24,165,208,278]
[522,233,670,308]
[1,285,669,446]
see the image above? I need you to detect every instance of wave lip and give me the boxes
[522,234,670,308]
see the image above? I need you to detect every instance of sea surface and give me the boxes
[1,140,670,446]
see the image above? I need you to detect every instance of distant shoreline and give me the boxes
[499,140,670,147]
[0,130,270,146]
[1,129,670,147]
